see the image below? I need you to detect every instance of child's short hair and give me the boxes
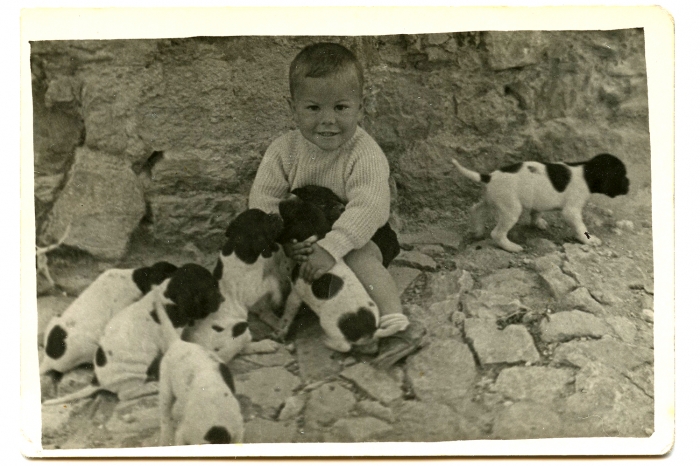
[289,42,364,99]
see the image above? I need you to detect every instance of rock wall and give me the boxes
[31,30,650,259]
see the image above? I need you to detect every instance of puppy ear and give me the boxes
[132,262,179,294]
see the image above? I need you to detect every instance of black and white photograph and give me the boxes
[19,5,675,458]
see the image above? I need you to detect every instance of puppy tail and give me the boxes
[42,384,102,406]
[155,289,180,349]
[451,158,489,184]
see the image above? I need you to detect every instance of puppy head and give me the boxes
[277,195,332,244]
[337,307,378,346]
[291,186,346,225]
[222,209,284,264]
[162,263,224,328]
[132,261,178,294]
[184,302,252,363]
[584,153,630,198]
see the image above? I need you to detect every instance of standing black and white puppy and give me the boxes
[155,289,244,446]
[40,262,178,377]
[183,209,287,362]
[277,194,379,353]
[451,153,630,252]
[43,264,223,405]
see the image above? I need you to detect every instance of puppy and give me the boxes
[276,194,379,353]
[451,153,630,252]
[290,185,346,225]
[43,264,223,405]
[40,261,178,377]
[183,209,286,362]
[155,289,244,446]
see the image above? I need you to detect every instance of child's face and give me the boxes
[289,69,363,152]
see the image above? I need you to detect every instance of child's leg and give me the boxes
[344,241,403,318]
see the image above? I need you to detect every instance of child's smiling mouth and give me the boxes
[317,132,339,137]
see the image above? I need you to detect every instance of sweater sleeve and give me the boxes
[248,135,291,214]
[317,137,391,262]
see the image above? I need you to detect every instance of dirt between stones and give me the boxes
[36,193,654,448]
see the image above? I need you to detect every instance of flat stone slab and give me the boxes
[491,401,565,439]
[552,336,653,375]
[235,367,301,417]
[304,382,356,427]
[393,250,437,271]
[356,400,395,423]
[292,308,343,383]
[405,339,477,405]
[244,418,299,443]
[454,242,513,274]
[42,400,91,439]
[461,289,524,321]
[404,298,463,341]
[385,402,481,442]
[428,269,474,302]
[398,228,462,249]
[388,266,422,296]
[605,316,638,343]
[341,363,403,405]
[525,237,559,254]
[464,319,540,365]
[561,287,606,315]
[277,394,307,421]
[493,366,574,402]
[105,407,159,434]
[331,417,393,442]
[539,310,614,342]
[479,268,540,300]
[539,266,578,300]
[562,361,653,437]
[563,244,649,304]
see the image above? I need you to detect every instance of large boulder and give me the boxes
[41,147,146,260]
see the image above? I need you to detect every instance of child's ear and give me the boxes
[286,96,295,114]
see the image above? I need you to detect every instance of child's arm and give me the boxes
[248,138,291,213]
[315,146,391,264]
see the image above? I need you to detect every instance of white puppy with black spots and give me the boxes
[451,153,630,252]
[43,264,223,405]
[40,261,178,378]
[183,209,287,362]
[155,287,244,446]
[276,195,400,352]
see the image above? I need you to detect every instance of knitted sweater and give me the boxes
[248,126,391,262]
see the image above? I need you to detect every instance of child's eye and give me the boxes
[306,105,319,111]
[335,105,349,111]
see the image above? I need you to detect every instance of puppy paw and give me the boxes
[585,235,602,246]
[534,218,549,230]
[494,240,523,253]
[323,337,352,353]
[244,339,280,354]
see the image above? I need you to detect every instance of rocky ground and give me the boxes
[36,184,654,448]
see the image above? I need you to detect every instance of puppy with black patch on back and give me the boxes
[40,261,178,378]
[276,194,383,352]
[182,208,287,362]
[451,153,630,252]
[43,264,224,405]
[155,285,244,446]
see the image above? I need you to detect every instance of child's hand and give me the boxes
[300,244,336,283]
[283,236,318,262]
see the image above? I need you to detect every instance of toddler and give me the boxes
[248,42,425,367]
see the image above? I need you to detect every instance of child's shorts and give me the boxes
[370,222,401,268]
